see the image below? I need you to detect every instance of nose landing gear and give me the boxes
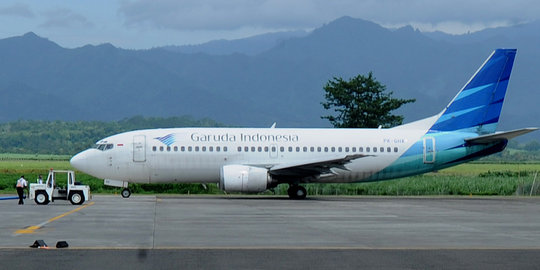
[121,188,131,198]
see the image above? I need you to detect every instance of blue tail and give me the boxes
[430,49,516,134]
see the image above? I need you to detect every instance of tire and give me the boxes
[295,186,307,200]
[35,191,49,205]
[69,191,85,205]
[121,188,131,198]
[287,185,307,200]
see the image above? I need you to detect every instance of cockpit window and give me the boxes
[94,143,114,151]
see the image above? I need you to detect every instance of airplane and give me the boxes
[70,48,537,199]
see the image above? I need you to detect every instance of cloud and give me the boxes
[39,8,93,29]
[118,0,540,34]
[0,3,34,18]
[118,0,328,31]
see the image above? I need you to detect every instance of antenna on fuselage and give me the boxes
[270,122,276,128]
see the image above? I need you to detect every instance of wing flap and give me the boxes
[269,154,370,177]
[465,128,538,144]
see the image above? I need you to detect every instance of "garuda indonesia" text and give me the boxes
[191,133,299,142]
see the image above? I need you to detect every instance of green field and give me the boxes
[0,155,539,196]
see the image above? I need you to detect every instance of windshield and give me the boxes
[93,143,114,151]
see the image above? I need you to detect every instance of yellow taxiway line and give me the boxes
[14,202,95,235]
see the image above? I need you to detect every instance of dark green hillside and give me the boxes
[0,116,225,155]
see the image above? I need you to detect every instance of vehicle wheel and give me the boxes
[35,191,49,205]
[121,188,131,198]
[69,192,85,205]
[287,185,307,200]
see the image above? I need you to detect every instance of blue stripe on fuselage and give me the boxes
[366,132,505,181]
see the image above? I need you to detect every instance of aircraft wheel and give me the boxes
[69,191,85,205]
[287,185,307,200]
[121,188,131,198]
[35,191,49,205]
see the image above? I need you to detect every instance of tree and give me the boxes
[321,72,415,128]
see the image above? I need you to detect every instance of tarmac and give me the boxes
[0,195,539,269]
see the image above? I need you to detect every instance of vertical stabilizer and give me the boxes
[430,49,516,134]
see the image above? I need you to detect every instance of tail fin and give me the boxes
[430,49,516,134]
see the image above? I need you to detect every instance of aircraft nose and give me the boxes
[70,150,91,173]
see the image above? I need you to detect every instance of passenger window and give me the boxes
[303,147,308,152]
[258,147,262,152]
[310,147,315,152]
[167,146,171,152]
[152,146,157,152]
[195,146,200,152]
[216,146,221,152]
[373,147,377,153]
[288,147,293,152]
[324,147,328,152]
[345,147,349,152]
[380,147,384,152]
[359,147,364,152]
[317,147,321,152]
[251,146,256,152]
[244,146,249,152]
[387,147,391,153]
[223,147,228,152]
[366,147,370,152]
[296,147,300,152]
[280,146,285,152]
[174,146,178,151]
[159,146,164,151]
[202,146,206,152]
[264,146,269,152]
[238,146,242,152]
[338,147,342,152]
[209,146,213,152]
[352,147,356,152]
[188,146,192,152]
[394,147,398,153]
[181,146,185,152]
[331,147,335,152]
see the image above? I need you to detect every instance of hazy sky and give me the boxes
[0,0,538,49]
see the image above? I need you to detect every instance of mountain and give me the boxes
[0,17,538,141]
[160,30,308,55]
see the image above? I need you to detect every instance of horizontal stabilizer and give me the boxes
[465,128,539,144]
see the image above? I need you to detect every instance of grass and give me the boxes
[0,155,538,196]
[0,153,71,161]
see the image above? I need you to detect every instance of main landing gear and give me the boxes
[287,185,307,200]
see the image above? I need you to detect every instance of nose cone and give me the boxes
[70,150,95,175]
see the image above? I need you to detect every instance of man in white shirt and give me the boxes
[16,176,27,205]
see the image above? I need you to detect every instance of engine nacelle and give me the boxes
[220,165,270,193]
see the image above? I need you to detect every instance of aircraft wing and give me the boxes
[268,154,370,178]
[465,127,538,144]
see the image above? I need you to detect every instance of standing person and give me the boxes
[16,175,27,205]
[37,175,43,184]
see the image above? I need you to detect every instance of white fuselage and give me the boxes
[71,126,429,184]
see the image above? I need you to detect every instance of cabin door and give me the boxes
[423,137,435,164]
[133,135,146,162]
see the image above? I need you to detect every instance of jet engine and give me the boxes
[220,165,271,193]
